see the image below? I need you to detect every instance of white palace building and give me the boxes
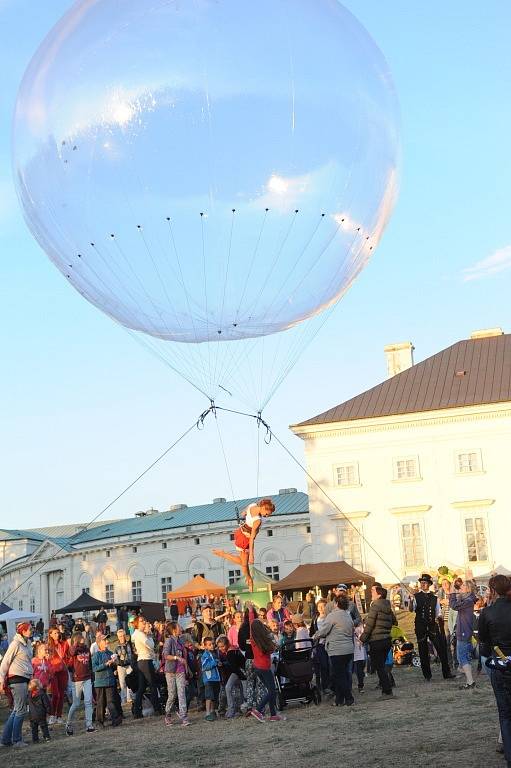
[292,328,511,584]
[0,490,311,622]
[1,328,510,622]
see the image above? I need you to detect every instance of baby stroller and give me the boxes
[392,637,419,667]
[274,638,321,709]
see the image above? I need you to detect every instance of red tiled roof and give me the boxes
[295,334,511,427]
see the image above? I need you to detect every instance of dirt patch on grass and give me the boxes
[0,663,502,768]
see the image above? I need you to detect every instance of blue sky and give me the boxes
[1,1,510,529]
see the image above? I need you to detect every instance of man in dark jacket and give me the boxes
[479,574,511,766]
[360,584,397,698]
[96,607,108,632]
[409,574,454,681]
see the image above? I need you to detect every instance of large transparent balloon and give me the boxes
[14,0,399,348]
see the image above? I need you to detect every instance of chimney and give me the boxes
[384,341,414,378]
[470,327,503,339]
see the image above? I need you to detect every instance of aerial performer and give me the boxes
[213,499,275,592]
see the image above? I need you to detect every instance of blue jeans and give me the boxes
[456,639,473,667]
[67,678,94,729]
[490,669,511,765]
[254,667,277,716]
[2,682,28,745]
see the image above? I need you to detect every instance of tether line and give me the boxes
[2,407,215,605]
[211,406,413,592]
[266,425,414,594]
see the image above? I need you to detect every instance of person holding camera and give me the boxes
[91,635,122,727]
[449,579,478,690]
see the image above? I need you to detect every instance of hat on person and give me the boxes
[16,622,31,634]
[419,573,433,585]
[336,583,348,591]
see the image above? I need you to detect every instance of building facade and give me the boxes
[0,490,312,623]
[291,329,511,584]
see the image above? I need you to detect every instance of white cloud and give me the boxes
[462,245,511,282]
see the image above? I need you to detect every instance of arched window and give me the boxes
[299,545,313,564]
[260,548,284,582]
[27,584,36,613]
[128,564,145,602]
[188,557,209,581]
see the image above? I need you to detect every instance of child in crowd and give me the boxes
[28,678,50,743]
[216,635,245,718]
[31,642,53,692]
[162,622,190,726]
[227,611,243,650]
[353,625,366,693]
[385,646,396,689]
[279,620,295,648]
[201,637,221,721]
[66,631,95,735]
[291,615,310,650]
[268,618,280,646]
[91,636,122,727]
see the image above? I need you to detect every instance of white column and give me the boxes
[39,572,49,627]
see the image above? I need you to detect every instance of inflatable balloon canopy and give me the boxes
[13,0,399,406]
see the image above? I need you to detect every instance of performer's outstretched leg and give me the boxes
[212,548,253,592]
[212,549,242,565]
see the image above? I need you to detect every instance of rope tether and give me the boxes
[2,406,216,606]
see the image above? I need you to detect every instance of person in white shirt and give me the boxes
[132,617,160,718]
[89,631,104,657]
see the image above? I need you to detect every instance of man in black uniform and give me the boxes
[409,573,454,681]
[479,574,511,766]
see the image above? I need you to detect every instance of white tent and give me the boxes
[0,608,42,642]
[476,564,511,582]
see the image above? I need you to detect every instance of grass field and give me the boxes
[0,660,503,768]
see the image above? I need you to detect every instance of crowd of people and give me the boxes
[0,573,510,767]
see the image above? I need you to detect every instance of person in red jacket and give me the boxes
[249,617,285,722]
[66,632,95,734]
[31,642,53,692]
[47,627,71,724]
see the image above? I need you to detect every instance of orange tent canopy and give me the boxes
[167,575,226,602]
